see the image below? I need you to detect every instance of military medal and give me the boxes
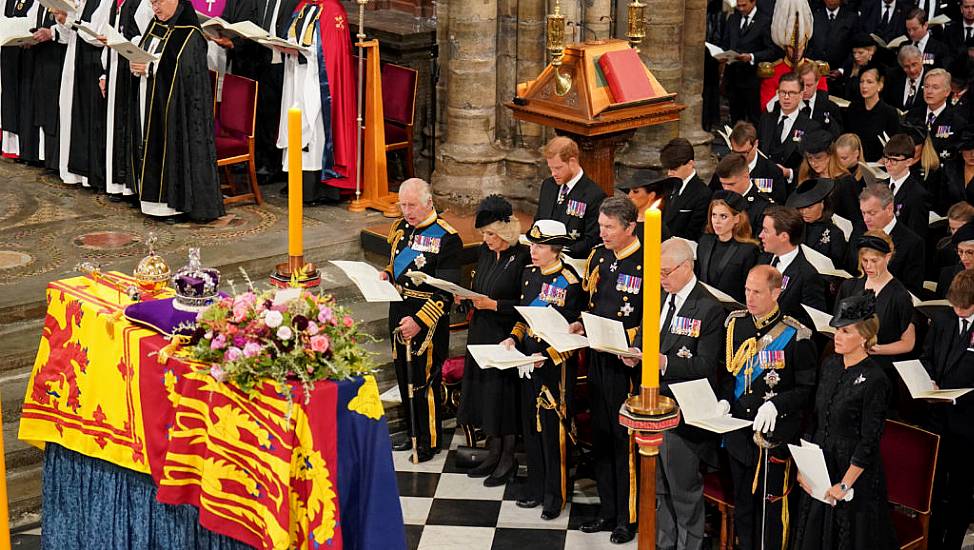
[671,316,701,337]
[752,178,773,194]
[412,234,441,253]
[764,369,780,387]
[569,229,580,239]
[615,273,642,294]
[792,129,804,142]
[781,275,790,290]
[763,390,778,401]
[820,229,830,245]
[758,350,785,370]
[620,302,634,317]
[609,260,618,272]
[566,199,587,218]
[540,282,567,306]
[414,253,426,268]
[676,346,692,359]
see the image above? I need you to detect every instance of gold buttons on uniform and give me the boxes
[623,296,628,302]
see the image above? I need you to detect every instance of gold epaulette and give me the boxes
[757,61,778,79]
[725,309,748,328]
[814,60,830,76]
[782,316,812,340]
[387,218,405,243]
[562,268,579,285]
[436,218,458,235]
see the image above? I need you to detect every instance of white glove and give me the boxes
[752,401,778,433]
[517,364,533,379]
[715,399,731,416]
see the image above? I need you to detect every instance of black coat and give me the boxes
[804,219,850,270]
[662,174,712,241]
[846,99,902,162]
[938,158,974,214]
[805,91,845,137]
[942,20,974,54]
[922,307,974,439]
[882,68,927,113]
[534,174,606,259]
[858,0,910,43]
[757,108,823,172]
[720,309,818,465]
[695,235,761,302]
[936,263,964,298]
[720,9,779,90]
[905,102,968,163]
[758,249,829,329]
[807,6,860,70]
[848,220,926,293]
[743,184,772,231]
[886,174,932,238]
[831,174,865,228]
[915,35,952,70]
[707,155,788,206]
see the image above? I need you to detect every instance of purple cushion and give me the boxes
[124,292,228,336]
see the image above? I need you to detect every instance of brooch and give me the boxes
[819,228,830,245]
[610,260,618,273]
[414,253,427,268]
[854,374,866,385]
[763,390,778,401]
[677,346,693,359]
[765,369,780,387]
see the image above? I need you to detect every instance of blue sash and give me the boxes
[393,223,447,278]
[734,326,796,400]
[528,274,569,307]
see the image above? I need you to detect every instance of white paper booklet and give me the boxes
[788,440,852,504]
[831,214,853,240]
[869,33,909,49]
[70,19,101,38]
[102,25,158,63]
[467,345,543,370]
[256,36,311,55]
[201,17,270,40]
[700,282,744,309]
[802,304,836,336]
[705,42,740,63]
[894,360,972,403]
[514,305,589,353]
[669,379,752,433]
[0,18,36,47]
[329,260,403,302]
[801,244,852,278]
[581,312,642,358]
[405,270,487,300]
[38,0,75,13]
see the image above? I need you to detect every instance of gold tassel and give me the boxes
[628,430,637,524]
[752,446,763,495]
[426,351,437,449]
[780,459,791,550]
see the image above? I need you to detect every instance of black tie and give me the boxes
[882,5,891,25]
[801,105,812,118]
[741,15,749,31]
[889,181,896,193]
[662,294,677,338]
[967,27,973,41]
[771,257,780,268]
[828,12,835,22]
[963,319,970,337]
[777,116,787,143]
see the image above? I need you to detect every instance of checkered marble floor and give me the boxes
[395,421,637,550]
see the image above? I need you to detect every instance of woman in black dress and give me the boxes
[792,292,897,550]
[938,127,974,214]
[795,129,862,233]
[457,195,531,484]
[837,232,916,374]
[787,178,849,271]
[694,190,760,302]
[846,67,901,163]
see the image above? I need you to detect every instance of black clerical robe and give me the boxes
[1,0,41,162]
[137,0,224,221]
[67,0,109,190]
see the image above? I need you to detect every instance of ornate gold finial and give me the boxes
[133,232,171,293]
[546,0,573,96]
[626,0,646,52]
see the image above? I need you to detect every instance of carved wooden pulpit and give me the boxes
[506,39,685,196]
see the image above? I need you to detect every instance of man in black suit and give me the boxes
[904,8,952,69]
[720,0,780,123]
[622,238,726,550]
[941,0,974,52]
[853,183,926,292]
[922,269,974,550]
[798,62,844,136]
[661,138,712,241]
[859,0,910,43]
[757,74,823,177]
[907,68,969,162]
[807,0,859,72]
[719,265,817,550]
[757,206,828,327]
[716,152,772,232]
[534,136,607,259]
[878,133,932,237]
[883,45,927,112]
[714,121,790,205]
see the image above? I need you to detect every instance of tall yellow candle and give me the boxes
[641,206,662,389]
[0,395,10,550]
[287,107,303,258]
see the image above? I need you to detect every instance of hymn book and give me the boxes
[0,18,35,47]
[514,306,589,353]
[102,25,158,63]
[789,440,854,504]
[802,305,836,336]
[38,0,75,13]
[869,34,909,49]
[404,270,487,300]
[200,17,270,40]
[580,313,642,358]
[466,345,543,370]
[801,245,853,279]
[894,360,973,403]
[256,36,310,55]
[700,282,744,309]
[70,19,101,39]
[831,214,853,240]
[704,42,741,63]
[669,379,752,433]
[329,260,403,302]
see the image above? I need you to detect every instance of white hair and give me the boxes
[661,238,695,265]
[771,0,814,51]
[399,178,432,205]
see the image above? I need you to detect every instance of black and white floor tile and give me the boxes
[394,421,637,550]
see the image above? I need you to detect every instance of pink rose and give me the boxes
[243,342,262,358]
[343,316,354,328]
[318,307,334,325]
[309,335,330,353]
[210,333,227,350]
[306,321,320,336]
[232,302,250,322]
[225,346,243,362]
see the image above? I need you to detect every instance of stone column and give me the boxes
[679,0,715,176]
[431,0,507,208]
[616,0,685,181]
[584,0,612,41]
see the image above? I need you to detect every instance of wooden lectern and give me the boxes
[505,39,685,196]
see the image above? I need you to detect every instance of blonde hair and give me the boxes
[856,316,880,349]
[835,133,865,179]
[480,218,521,245]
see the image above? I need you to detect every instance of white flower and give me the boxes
[277,326,293,340]
[264,310,283,328]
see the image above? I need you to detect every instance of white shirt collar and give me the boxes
[678,171,696,196]
[747,153,758,173]
[962,312,974,325]
[826,7,839,17]
[804,94,816,112]
[927,102,947,121]
[662,276,698,327]
[774,246,800,273]
[780,108,799,122]
[915,33,930,51]
[744,5,757,19]
[563,168,584,193]
[883,217,897,235]
[889,171,909,193]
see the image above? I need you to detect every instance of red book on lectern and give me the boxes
[598,49,655,103]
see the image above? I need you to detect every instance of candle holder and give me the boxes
[270,258,321,288]
[618,385,680,550]
[546,0,573,96]
[626,0,646,52]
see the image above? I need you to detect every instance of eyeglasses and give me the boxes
[882,156,909,163]
[958,248,974,258]
[661,261,687,278]
[777,90,801,97]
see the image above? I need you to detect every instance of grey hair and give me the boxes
[859,183,894,208]
[480,218,522,245]
[661,238,695,266]
[925,67,951,86]
[898,45,922,65]
[400,178,433,205]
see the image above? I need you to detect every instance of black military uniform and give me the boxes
[510,251,585,518]
[384,210,463,459]
[720,306,817,550]
[534,172,606,259]
[581,237,643,537]
[742,183,772,232]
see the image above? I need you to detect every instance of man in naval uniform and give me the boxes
[718,265,817,550]
[380,178,463,462]
[570,197,643,544]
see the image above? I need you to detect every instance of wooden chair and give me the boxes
[214,73,263,206]
[380,63,419,180]
[881,420,940,550]
[703,469,736,550]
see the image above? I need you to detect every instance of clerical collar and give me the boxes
[414,210,438,229]
[541,260,563,276]
[753,305,781,330]
[882,217,897,235]
[614,237,641,260]
[562,168,584,194]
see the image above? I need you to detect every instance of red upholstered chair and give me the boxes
[881,420,940,550]
[703,469,736,550]
[215,73,263,206]
[381,63,418,180]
